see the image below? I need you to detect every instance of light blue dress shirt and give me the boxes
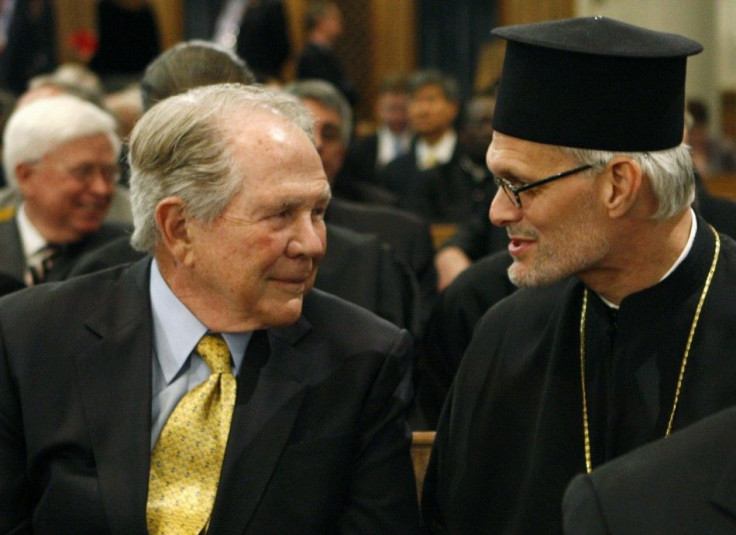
[149,260,251,449]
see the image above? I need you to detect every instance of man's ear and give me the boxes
[14,162,37,197]
[602,158,644,218]
[155,197,194,265]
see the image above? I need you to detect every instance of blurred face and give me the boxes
[182,114,330,329]
[408,84,458,141]
[18,133,117,243]
[302,98,345,184]
[376,90,409,134]
[461,96,494,165]
[320,6,343,42]
[487,132,609,287]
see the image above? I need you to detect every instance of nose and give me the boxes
[88,170,116,196]
[287,215,326,260]
[489,188,521,227]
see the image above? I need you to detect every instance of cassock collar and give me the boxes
[597,209,698,310]
[617,211,716,313]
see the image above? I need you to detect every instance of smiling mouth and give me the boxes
[508,236,537,257]
[271,274,312,290]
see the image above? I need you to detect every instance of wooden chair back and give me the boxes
[411,431,436,503]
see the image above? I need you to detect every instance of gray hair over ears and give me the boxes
[561,144,695,220]
[128,83,314,253]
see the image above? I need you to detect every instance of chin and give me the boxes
[508,262,563,288]
[266,298,304,327]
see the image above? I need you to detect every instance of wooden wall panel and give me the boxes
[53,0,181,64]
[498,0,574,25]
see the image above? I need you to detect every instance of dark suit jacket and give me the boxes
[296,42,356,106]
[342,133,380,185]
[695,171,736,239]
[412,250,516,429]
[326,198,437,329]
[0,0,57,94]
[440,209,512,261]
[563,405,736,534]
[0,259,421,534]
[68,224,421,336]
[380,140,461,213]
[337,135,404,205]
[0,272,23,297]
[0,206,129,285]
[236,0,291,81]
[409,158,497,224]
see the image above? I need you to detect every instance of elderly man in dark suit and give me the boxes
[0,83,421,533]
[71,40,420,334]
[0,93,128,286]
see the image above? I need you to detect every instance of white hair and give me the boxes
[3,94,121,186]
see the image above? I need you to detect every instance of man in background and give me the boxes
[0,94,127,285]
[296,1,356,106]
[341,73,412,190]
[381,69,460,210]
[284,78,438,331]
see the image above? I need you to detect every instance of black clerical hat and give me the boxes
[491,17,703,152]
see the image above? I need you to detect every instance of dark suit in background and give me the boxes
[0,207,128,285]
[380,142,460,213]
[0,0,57,94]
[326,197,437,331]
[412,250,516,428]
[0,271,23,296]
[409,156,496,224]
[236,0,291,81]
[183,0,291,82]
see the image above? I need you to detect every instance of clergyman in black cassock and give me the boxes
[420,16,736,535]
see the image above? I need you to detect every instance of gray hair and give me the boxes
[561,143,695,220]
[128,83,314,252]
[2,94,121,187]
[140,39,256,111]
[282,79,352,144]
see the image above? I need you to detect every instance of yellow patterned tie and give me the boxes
[147,334,237,535]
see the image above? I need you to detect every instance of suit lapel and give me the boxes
[210,318,313,533]
[0,216,27,281]
[75,260,153,534]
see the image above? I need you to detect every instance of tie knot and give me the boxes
[196,334,232,374]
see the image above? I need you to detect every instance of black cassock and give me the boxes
[423,214,736,534]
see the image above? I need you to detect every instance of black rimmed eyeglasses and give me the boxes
[492,164,594,208]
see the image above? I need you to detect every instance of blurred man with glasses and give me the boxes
[423,17,736,534]
[0,94,127,285]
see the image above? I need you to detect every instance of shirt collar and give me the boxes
[416,130,457,170]
[16,202,48,262]
[150,259,250,384]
